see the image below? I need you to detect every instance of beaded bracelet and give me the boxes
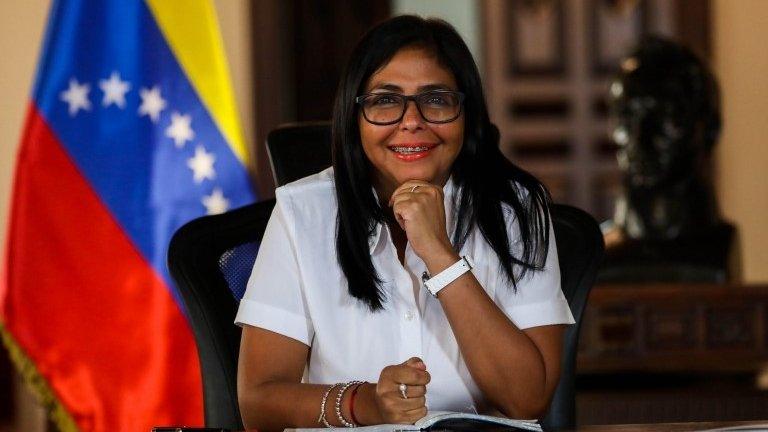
[318,382,341,428]
[335,380,365,427]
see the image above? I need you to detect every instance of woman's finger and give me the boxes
[399,384,427,398]
[384,393,426,410]
[401,405,429,423]
[388,180,434,206]
[388,365,431,386]
[393,383,427,399]
[376,392,425,422]
[404,357,426,369]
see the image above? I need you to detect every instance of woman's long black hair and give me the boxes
[332,15,551,311]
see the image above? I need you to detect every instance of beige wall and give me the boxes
[1,2,53,429]
[713,0,768,283]
[0,0,50,262]
[213,0,255,161]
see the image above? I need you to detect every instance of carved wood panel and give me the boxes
[578,284,768,373]
[482,0,709,220]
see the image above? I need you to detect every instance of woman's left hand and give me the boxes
[388,180,457,263]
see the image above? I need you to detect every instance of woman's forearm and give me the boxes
[239,381,325,431]
[441,280,552,418]
[424,253,557,419]
[239,381,383,432]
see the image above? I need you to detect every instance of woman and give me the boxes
[235,15,574,431]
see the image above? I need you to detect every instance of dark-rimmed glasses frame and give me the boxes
[355,90,465,125]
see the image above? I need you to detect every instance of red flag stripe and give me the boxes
[3,105,203,431]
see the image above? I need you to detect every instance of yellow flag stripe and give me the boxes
[144,0,249,165]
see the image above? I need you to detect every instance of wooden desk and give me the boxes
[579,420,768,431]
[578,283,768,374]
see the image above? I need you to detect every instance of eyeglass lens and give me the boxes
[361,91,461,124]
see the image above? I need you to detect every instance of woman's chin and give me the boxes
[395,172,437,185]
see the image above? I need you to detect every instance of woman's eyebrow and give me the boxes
[368,83,454,92]
[368,83,403,92]
[417,84,453,92]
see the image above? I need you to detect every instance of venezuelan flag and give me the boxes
[0,0,256,430]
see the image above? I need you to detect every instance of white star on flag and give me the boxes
[187,145,216,183]
[138,86,167,122]
[60,78,92,116]
[99,71,131,108]
[202,188,229,215]
[166,112,195,148]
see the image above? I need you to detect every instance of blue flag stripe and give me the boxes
[31,0,256,302]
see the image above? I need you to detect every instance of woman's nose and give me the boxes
[400,100,425,130]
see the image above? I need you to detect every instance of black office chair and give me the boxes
[167,199,276,430]
[540,205,604,431]
[266,121,332,187]
[168,123,604,430]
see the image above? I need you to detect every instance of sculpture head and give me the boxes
[609,36,721,190]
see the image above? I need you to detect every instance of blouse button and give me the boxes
[404,310,415,321]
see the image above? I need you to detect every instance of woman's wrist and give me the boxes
[348,382,364,425]
[353,382,384,426]
[422,245,461,277]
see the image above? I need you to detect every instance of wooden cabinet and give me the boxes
[578,283,768,373]
[576,283,768,425]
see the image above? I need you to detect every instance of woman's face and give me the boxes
[359,47,464,198]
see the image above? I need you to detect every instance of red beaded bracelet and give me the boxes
[349,382,366,426]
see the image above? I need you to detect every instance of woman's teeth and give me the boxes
[391,146,429,154]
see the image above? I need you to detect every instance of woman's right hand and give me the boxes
[374,357,431,424]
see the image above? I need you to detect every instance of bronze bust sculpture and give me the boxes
[600,36,738,283]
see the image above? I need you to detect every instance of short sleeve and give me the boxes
[234,192,314,346]
[493,212,575,330]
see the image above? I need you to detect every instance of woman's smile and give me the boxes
[388,141,439,161]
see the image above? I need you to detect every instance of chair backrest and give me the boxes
[540,204,605,431]
[167,199,277,430]
[266,122,332,187]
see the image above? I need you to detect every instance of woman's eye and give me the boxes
[424,94,449,106]
[370,95,400,106]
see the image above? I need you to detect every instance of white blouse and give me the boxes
[235,167,574,413]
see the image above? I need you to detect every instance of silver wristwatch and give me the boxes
[423,255,474,297]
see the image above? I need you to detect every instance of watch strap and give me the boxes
[424,255,474,297]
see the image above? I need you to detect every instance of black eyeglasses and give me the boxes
[355,90,465,125]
